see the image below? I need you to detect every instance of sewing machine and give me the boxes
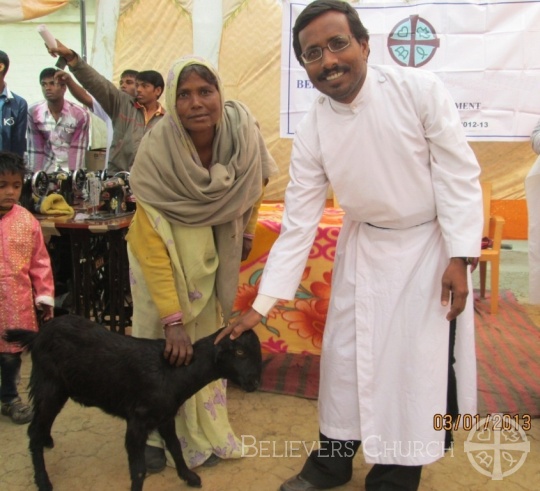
[46,169,87,205]
[99,171,135,215]
[20,171,49,212]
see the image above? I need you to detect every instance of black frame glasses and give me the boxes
[300,35,352,64]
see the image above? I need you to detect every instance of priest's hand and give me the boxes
[215,308,262,344]
[441,257,470,321]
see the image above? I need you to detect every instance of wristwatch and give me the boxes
[456,257,475,265]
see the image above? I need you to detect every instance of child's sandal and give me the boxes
[1,397,33,424]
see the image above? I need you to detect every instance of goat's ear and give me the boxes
[213,340,230,363]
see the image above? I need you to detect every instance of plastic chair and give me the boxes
[478,182,505,314]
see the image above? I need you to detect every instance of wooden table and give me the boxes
[38,212,134,334]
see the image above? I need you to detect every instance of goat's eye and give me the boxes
[235,349,245,357]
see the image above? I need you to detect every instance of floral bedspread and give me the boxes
[232,203,344,355]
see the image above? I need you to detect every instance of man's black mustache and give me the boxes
[318,66,349,81]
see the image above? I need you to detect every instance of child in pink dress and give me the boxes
[0,151,54,424]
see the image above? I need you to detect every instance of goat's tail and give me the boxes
[3,329,37,350]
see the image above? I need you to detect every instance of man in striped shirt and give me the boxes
[27,67,89,172]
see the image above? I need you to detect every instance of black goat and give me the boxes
[4,314,262,491]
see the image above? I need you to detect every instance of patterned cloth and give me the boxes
[0,205,54,353]
[27,99,89,172]
[234,203,343,354]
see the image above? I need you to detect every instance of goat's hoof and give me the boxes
[184,470,201,488]
[35,478,53,491]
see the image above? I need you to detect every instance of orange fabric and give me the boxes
[491,200,528,240]
[233,203,343,355]
[21,0,68,20]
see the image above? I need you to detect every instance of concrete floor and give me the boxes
[1,241,539,491]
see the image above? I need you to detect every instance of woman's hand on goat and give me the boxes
[163,323,193,366]
[215,308,262,344]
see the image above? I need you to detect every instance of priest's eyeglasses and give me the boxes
[300,35,352,64]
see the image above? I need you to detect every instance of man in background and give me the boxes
[27,67,89,172]
[48,39,165,173]
[54,68,139,171]
[0,50,27,157]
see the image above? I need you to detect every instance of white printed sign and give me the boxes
[281,0,540,141]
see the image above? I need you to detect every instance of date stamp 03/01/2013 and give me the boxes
[433,413,532,432]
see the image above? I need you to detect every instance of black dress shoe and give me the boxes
[145,444,166,474]
[280,474,322,491]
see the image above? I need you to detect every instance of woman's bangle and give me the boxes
[164,321,183,329]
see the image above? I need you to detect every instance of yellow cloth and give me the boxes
[39,194,74,216]
[127,203,219,322]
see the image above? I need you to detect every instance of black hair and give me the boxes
[0,151,27,179]
[136,70,165,98]
[0,50,9,75]
[120,69,139,79]
[39,67,59,82]
[292,0,370,66]
[177,64,219,90]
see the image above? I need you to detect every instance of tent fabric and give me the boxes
[114,0,292,200]
[0,0,69,23]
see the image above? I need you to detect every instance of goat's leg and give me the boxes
[32,388,68,450]
[125,418,151,491]
[28,386,68,491]
[158,419,201,488]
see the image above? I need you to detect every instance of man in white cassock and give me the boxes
[219,1,483,490]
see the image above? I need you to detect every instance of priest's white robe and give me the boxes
[259,65,483,466]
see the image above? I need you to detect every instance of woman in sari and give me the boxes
[126,55,277,472]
